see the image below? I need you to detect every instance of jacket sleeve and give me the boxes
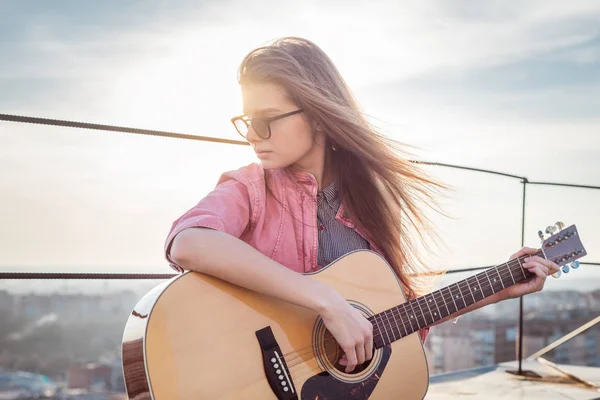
[418,327,430,343]
[164,178,251,272]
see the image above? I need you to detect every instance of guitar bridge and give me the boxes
[255,326,298,400]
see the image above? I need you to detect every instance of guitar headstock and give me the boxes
[539,222,587,278]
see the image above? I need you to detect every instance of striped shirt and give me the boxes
[317,181,370,267]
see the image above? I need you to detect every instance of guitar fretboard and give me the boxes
[368,250,540,349]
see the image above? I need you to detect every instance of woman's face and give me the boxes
[240,81,323,170]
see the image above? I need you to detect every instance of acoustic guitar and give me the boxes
[122,222,586,399]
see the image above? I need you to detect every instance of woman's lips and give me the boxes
[255,150,272,158]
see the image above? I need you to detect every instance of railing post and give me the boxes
[518,179,528,374]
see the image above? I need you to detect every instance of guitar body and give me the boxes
[122,250,429,399]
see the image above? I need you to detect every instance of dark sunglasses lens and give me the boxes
[252,120,269,139]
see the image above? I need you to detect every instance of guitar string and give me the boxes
[288,251,574,383]
[290,352,386,384]
[287,248,572,369]
[286,248,569,370]
[284,264,522,371]
[290,255,576,380]
[288,258,531,380]
[283,259,529,370]
[283,256,534,367]
[289,344,348,382]
[365,251,549,342]
[288,336,389,382]
[369,255,538,342]
[292,360,379,383]
[286,250,573,379]
[281,255,539,368]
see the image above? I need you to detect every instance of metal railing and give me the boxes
[1,112,599,376]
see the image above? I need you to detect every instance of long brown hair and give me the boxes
[238,37,449,299]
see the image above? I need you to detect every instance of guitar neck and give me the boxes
[369,250,541,349]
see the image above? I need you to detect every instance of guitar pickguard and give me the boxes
[300,345,392,400]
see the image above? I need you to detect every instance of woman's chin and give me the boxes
[258,159,283,170]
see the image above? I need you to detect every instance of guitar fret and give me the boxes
[387,310,400,341]
[395,306,409,336]
[392,307,405,338]
[450,285,465,310]
[372,314,386,346]
[372,316,383,348]
[422,297,433,324]
[431,292,445,319]
[391,309,401,340]
[398,304,410,334]
[516,257,527,280]
[465,284,474,306]
[415,300,425,328]
[455,284,468,308]
[381,310,392,343]
[507,262,516,284]
[475,274,487,300]
[415,298,427,326]
[426,294,439,321]
[491,268,504,292]
[467,276,478,303]
[389,309,401,339]
[400,310,409,336]
[446,287,458,313]
[484,270,495,296]
[438,289,451,316]
[466,277,477,303]
[407,301,418,332]
[396,304,406,333]
[381,313,392,345]
[495,267,505,289]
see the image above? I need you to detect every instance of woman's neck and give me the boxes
[291,140,332,190]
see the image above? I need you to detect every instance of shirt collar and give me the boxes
[318,181,340,208]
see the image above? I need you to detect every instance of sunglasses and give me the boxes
[231,109,304,140]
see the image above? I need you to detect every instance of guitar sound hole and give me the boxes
[323,330,372,374]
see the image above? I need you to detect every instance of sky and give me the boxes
[0,1,599,294]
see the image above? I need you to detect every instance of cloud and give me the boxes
[1,0,599,274]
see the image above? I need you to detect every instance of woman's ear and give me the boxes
[312,119,322,132]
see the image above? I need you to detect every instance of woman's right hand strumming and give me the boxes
[319,290,374,373]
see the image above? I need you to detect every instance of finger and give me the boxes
[525,265,548,282]
[365,331,374,361]
[521,266,545,292]
[510,247,538,260]
[525,256,559,274]
[339,354,347,366]
[539,256,556,270]
[343,347,358,373]
[355,343,365,365]
[524,260,549,277]
[526,266,547,286]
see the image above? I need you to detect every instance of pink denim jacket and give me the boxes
[165,163,429,342]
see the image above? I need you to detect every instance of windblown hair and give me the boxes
[238,37,448,299]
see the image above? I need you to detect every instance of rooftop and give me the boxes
[428,359,600,399]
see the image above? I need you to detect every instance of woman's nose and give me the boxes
[245,124,261,144]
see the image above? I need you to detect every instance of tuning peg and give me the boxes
[552,270,562,279]
[554,221,565,231]
[562,264,570,274]
[545,225,557,235]
[538,230,545,241]
[571,261,580,269]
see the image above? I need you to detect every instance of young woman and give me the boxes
[164,37,559,374]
